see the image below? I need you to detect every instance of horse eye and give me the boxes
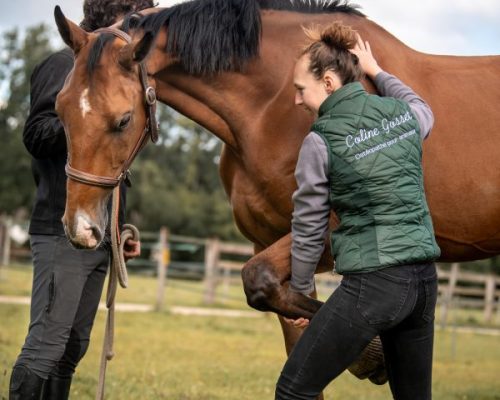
[117,113,131,131]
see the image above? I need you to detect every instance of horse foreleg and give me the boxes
[241,233,388,388]
[242,234,323,318]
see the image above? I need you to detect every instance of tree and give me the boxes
[0,24,54,216]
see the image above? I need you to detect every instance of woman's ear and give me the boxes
[323,70,341,94]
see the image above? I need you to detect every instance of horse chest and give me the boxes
[226,169,293,246]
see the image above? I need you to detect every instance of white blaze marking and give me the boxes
[75,211,98,248]
[79,88,91,117]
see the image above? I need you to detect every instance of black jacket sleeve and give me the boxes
[23,49,74,159]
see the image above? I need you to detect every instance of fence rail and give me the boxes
[199,239,500,325]
[2,222,499,324]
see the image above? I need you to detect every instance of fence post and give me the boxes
[496,284,500,324]
[0,217,11,267]
[0,218,5,280]
[203,238,220,305]
[440,263,459,329]
[155,227,169,312]
[221,265,231,304]
[484,274,496,323]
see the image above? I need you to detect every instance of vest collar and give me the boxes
[318,82,366,117]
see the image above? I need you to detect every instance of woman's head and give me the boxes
[294,22,363,114]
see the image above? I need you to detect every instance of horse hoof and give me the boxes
[368,368,388,385]
[347,336,387,385]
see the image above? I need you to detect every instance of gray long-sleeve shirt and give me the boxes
[290,71,434,294]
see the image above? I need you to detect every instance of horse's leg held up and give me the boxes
[242,234,323,319]
[241,233,388,387]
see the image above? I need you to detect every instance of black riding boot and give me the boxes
[9,365,46,400]
[42,375,73,400]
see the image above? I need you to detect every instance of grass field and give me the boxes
[1,264,500,399]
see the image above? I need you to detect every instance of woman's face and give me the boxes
[293,55,340,115]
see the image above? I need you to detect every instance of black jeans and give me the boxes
[276,262,438,400]
[14,235,108,379]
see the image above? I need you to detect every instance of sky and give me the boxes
[0,0,499,56]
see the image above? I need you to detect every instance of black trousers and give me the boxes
[14,235,108,379]
[276,262,438,400]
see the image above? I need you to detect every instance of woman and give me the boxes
[275,22,440,400]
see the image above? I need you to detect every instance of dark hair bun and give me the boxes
[300,21,364,84]
[320,22,357,50]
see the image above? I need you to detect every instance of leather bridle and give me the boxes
[65,27,159,189]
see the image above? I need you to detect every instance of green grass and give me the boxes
[3,265,500,328]
[0,264,251,310]
[1,264,500,399]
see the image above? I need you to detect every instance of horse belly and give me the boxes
[423,112,500,261]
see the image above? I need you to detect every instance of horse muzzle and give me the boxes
[63,210,104,249]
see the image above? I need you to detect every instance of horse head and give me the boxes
[54,6,156,249]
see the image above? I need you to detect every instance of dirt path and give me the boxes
[0,295,262,318]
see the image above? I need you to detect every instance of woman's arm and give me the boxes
[290,132,330,295]
[350,36,434,139]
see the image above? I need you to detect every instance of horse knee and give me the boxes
[242,260,281,312]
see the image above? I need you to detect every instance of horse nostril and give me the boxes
[91,225,102,243]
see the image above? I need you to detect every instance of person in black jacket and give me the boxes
[9,1,154,399]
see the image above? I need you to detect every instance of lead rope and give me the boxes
[96,185,140,400]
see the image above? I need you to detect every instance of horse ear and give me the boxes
[118,31,155,70]
[54,5,88,54]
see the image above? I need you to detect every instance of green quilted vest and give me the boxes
[312,82,440,274]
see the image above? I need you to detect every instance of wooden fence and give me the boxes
[437,263,500,325]
[198,238,500,325]
[2,220,499,324]
[0,217,12,268]
[203,238,253,304]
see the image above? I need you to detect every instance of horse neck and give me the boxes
[146,10,420,158]
[149,62,294,157]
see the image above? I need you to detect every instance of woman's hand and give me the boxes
[349,34,383,80]
[283,317,310,330]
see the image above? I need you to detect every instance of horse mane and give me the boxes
[86,14,141,78]
[87,34,114,77]
[87,0,364,77]
[259,0,363,14]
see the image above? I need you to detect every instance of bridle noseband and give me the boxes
[65,27,159,189]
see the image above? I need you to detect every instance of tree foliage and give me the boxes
[0,24,54,216]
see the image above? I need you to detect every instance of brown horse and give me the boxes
[54,0,500,390]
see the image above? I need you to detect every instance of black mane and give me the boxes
[87,34,115,77]
[86,13,140,77]
[259,0,363,14]
[87,0,364,77]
